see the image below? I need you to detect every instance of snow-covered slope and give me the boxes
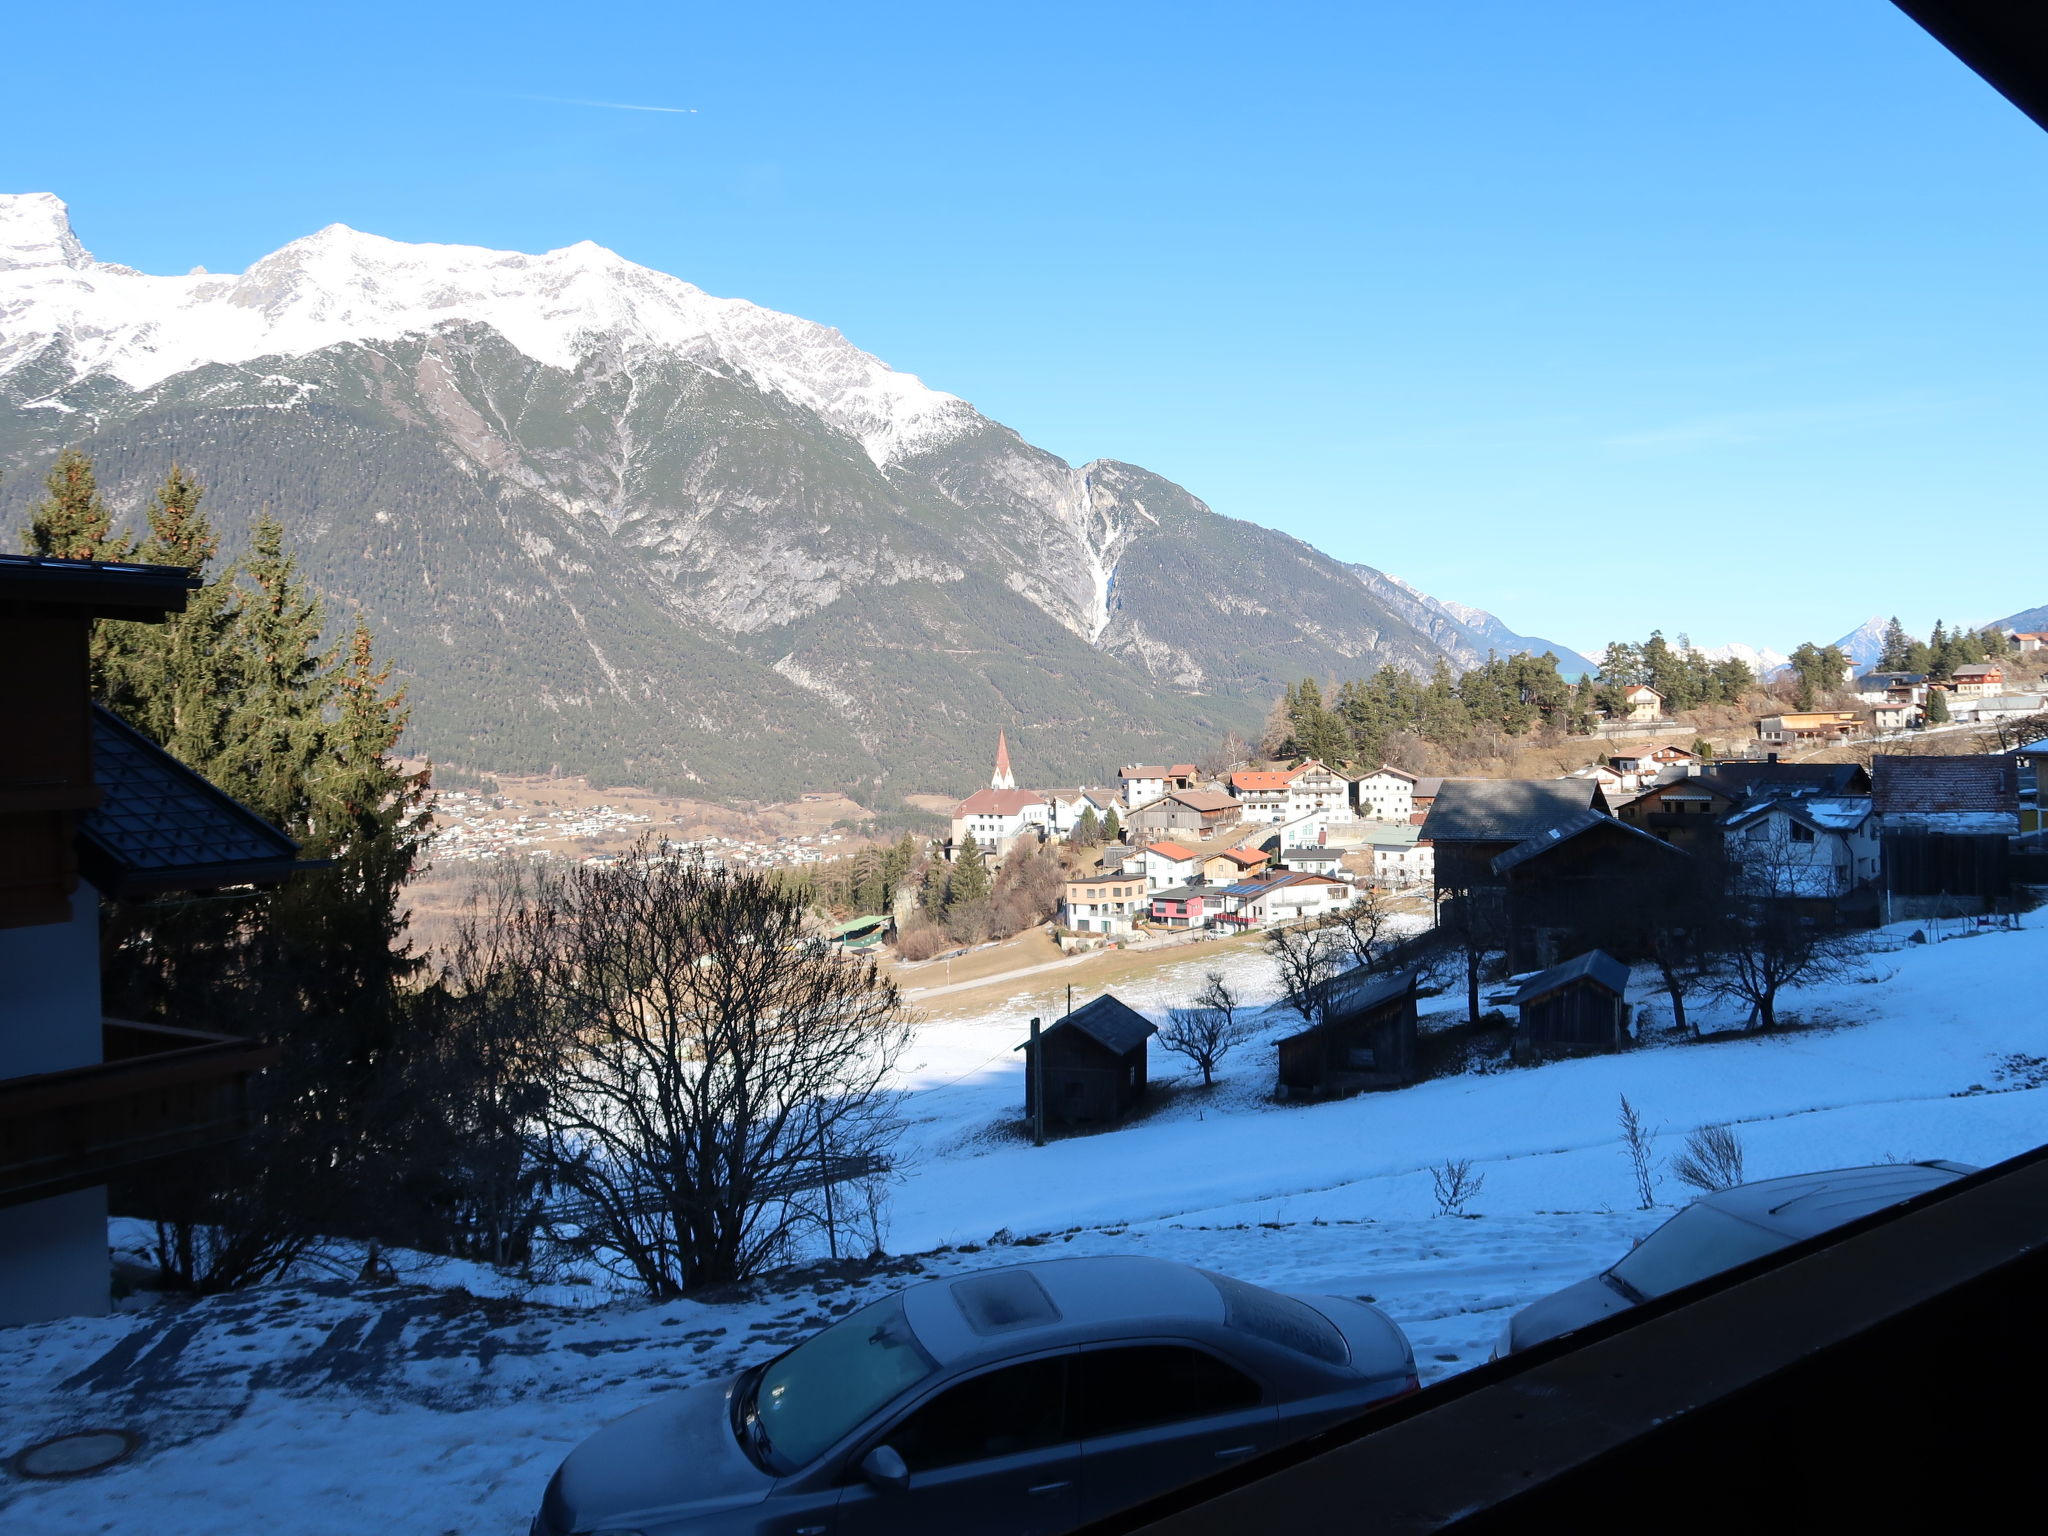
[1830,615,1890,668]
[1699,640,1791,678]
[0,192,976,467]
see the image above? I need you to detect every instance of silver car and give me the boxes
[1496,1160,1978,1356]
[533,1255,1416,1536]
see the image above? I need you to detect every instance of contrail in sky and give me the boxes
[524,95,698,114]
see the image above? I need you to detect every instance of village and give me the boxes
[921,664,2047,1132]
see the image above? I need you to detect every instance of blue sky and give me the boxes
[5,0,2044,654]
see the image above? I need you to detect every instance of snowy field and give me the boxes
[5,917,2046,1534]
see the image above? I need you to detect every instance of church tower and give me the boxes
[991,730,1016,790]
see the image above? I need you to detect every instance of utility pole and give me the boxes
[1029,1016,1046,1147]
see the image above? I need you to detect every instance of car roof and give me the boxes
[901,1256,1225,1365]
[1698,1163,1968,1240]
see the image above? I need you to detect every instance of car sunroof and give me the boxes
[951,1270,1062,1335]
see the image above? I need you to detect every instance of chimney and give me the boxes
[1767,752,1779,765]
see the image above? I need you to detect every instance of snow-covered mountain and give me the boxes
[1698,641,1792,678]
[1829,616,1890,669]
[0,194,1568,798]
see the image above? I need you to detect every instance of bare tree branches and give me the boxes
[1268,922,1343,1027]
[1158,972,1250,1087]
[1326,890,1399,973]
[1670,1124,1747,1193]
[1618,1094,1659,1209]
[476,843,914,1296]
[1430,1158,1484,1216]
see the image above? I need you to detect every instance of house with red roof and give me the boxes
[1229,766,1300,823]
[1140,840,1203,892]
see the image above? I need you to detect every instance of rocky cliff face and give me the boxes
[0,194,1566,800]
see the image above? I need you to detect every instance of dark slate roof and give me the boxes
[1871,755,2019,816]
[1314,966,1419,1024]
[0,551,199,619]
[76,706,302,897]
[1419,778,1606,844]
[1039,994,1158,1056]
[1698,762,1871,799]
[1489,808,1687,874]
[1512,949,1631,1006]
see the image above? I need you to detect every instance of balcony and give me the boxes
[0,1018,277,1206]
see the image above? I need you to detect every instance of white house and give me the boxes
[1722,796,1879,898]
[1119,763,1198,809]
[1285,760,1353,820]
[1140,839,1203,892]
[1619,684,1666,721]
[1228,767,1298,822]
[950,789,1051,856]
[1059,871,1147,936]
[1367,825,1434,888]
[1352,765,1417,822]
[1043,787,1118,838]
[1234,872,1355,926]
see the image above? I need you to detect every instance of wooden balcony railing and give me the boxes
[0,1018,278,1207]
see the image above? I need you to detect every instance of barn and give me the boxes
[1511,949,1632,1063]
[1276,968,1421,1098]
[1019,995,1158,1126]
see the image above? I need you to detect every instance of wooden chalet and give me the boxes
[1019,995,1158,1126]
[1511,950,1632,1064]
[1276,968,1421,1099]
[1490,810,1694,972]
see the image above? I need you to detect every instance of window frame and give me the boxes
[845,1347,1079,1483]
[1067,1338,1269,1442]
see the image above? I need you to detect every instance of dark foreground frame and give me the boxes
[1085,1140,2048,1532]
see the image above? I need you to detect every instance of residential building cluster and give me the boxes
[427,791,852,872]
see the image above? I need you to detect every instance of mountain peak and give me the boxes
[0,193,976,467]
[0,192,92,273]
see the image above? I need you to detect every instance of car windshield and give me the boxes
[1608,1204,1791,1299]
[750,1293,936,1469]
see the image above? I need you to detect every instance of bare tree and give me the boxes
[1158,971,1250,1087]
[1618,1094,1659,1209]
[1430,1158,1485,1217]
[1326,889,1399,973]
[1714,837,1867,1030]
[1197,728,1252,779]
[506,844,914,1296]
[1670,1124,1747,1193]
[1268,921,1343,1027]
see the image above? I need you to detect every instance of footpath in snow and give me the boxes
[3,919,2044,1534]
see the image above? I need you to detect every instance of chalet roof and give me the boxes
[1281,844,1344,863]
[1871,755,2019,816]
[1231,770,1298,792]
[1489,807,1685,874]
[1066,870,1142,888]
[1040,994,1157,1056]
[954,788,1047,817]
[1420,778,1606,845]
[1145,840,1199,861]
[1149,884,1216,903]
[1169,789,1241,813]
[1953,663,2004,678]
[77,706,302,898]
[1413,777,1445,798]
[1211,847,1267,867]
[1724,795,1873,836]
[1366,825,1425,848]
[0,551,201,620]
[1121,763,1197,780]
[1356,764,1419,783]
[1512,949,1630,1006]
[1856,672,1927,688]
[1697,762,1870,799]
[1283,967,1420,1043]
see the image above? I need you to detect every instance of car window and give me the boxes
[1201,1270,1349,1365]
[887,1355,1069,1472]
[1072,1345,1261,1439]
[1608,1204,1790,1299]
[755,1294,936,1468]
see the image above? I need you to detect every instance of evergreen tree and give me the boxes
[1102,805,1123,843]
[920,853,951,918]
[882,833,918,899]
[1878,617,1912,673]
[1072,806,1101,846]
[950,833,991,907]
[1926,686,1951,723]
[1927,621,1953,681]
[22,447,132,562]
[850,844,886,913]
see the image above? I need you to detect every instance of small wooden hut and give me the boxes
[1276,968,1421,1099]
[1511,949,1631,1064]
[1019,994,1158,1126]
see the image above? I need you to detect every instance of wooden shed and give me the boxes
[1276,968,1421,1099]
[1511,950,1631,1064]
[1019,995,1158,1126]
